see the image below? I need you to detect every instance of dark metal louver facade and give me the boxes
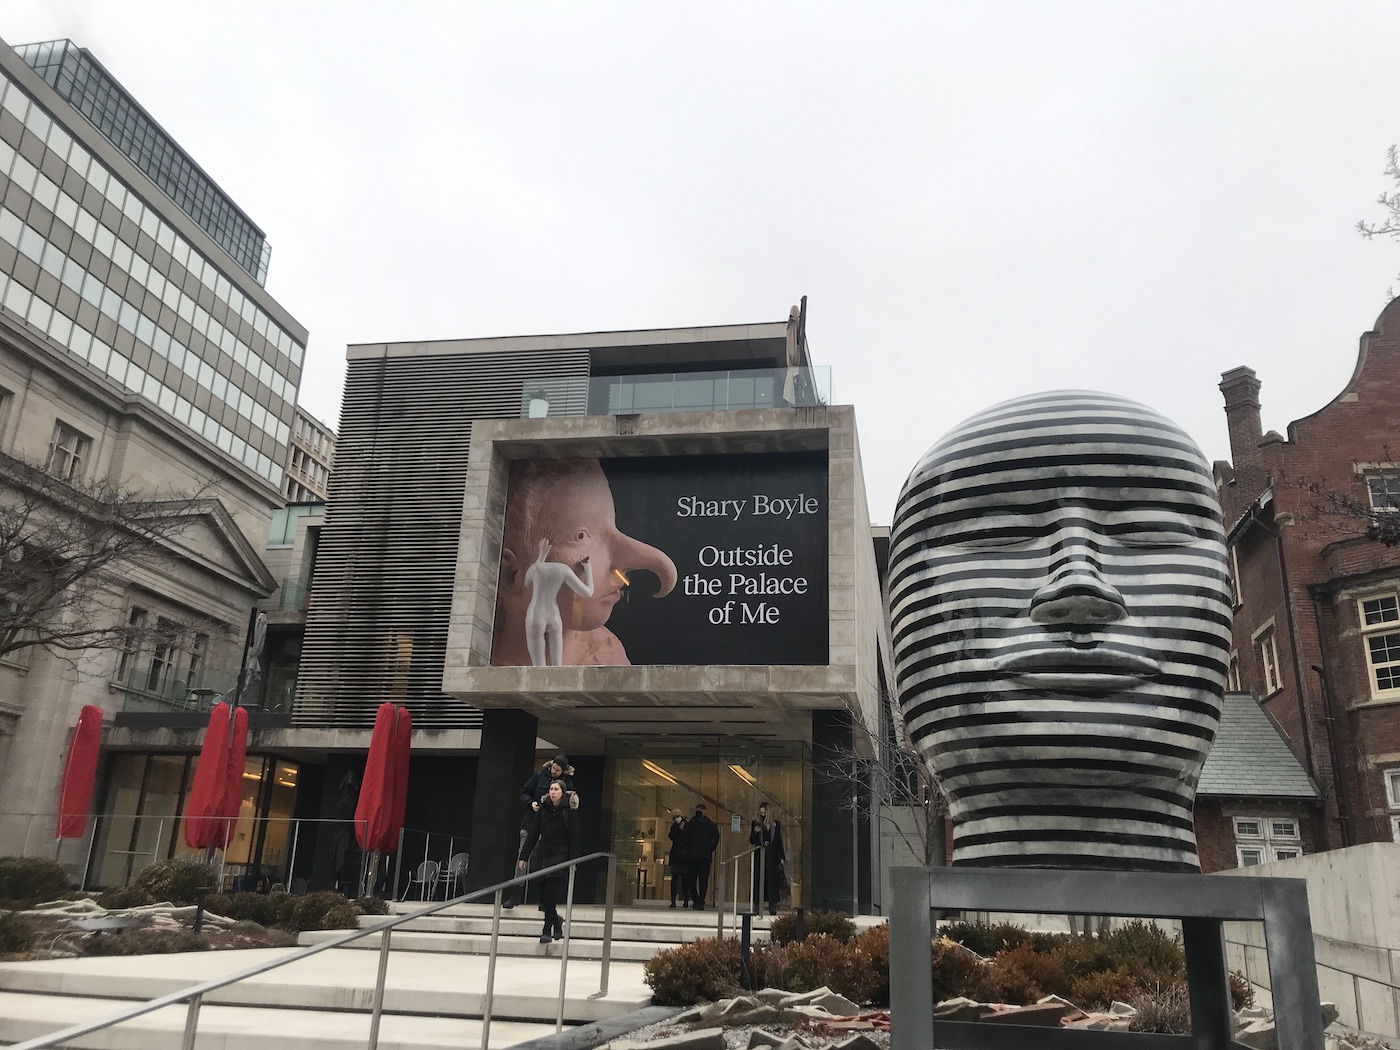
[293,347,590,728]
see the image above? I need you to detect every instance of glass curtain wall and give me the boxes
[602,740,808,908]
[91,752,300,889]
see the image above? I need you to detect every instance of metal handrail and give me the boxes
[9,851,617,1050]
[717,844,762,938]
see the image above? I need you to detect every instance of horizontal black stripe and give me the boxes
[949,853,1198,874]
[919,707,1218,741]
[937,754,1197,782]
[964,804,1195,830]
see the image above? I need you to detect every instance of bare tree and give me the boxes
[1358,145,1400,294]
[1279,455,1400,548]
[0,453,209,662]
[816,693,948,869]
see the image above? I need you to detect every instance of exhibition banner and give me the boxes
[490,450,829,667]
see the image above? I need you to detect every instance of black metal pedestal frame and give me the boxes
[888,866,1324,1050]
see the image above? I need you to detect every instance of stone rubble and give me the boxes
[616,988,1394,1049]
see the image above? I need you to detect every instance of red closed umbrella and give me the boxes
[385,706,412,853]
[184,702,248,850]
[355,703,412,854]
[56,706,104,839]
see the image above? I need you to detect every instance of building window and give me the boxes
[1360,595,1400,699]
[1257,628,1282,695]
[116,606,148,680]
[1229,547,1243,609]
[1234,814,1303,865]
[1227,651,1241,692]
[1384,769,1400,843]
[45,420,91,481]
[1368,474,1400,512]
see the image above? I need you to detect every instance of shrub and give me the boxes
[83,929,207,957]
[1128,983,1191,1034]
[0,912,35,953]
[96,886,152,910]
[212,892,286,927]
[644,937,742,1006]
[279,891,359,933]
[0,857,71,906]
[937,920,1031,957]
[768,908,856,946]
[852,923,890,1006]
[134,859,216,905]
[1069,966,1141,1010]
[755,934,879,1003]
[355,896,390,916]
[1100,920,1184,982]
[984,944,1070,1005]
[1229,969,1254,1011]
[931,937,991,1005]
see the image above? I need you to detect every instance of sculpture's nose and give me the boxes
[608,530,678,597]
[1029,566,1127,625]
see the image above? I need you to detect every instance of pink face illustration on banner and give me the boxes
[491,459,678,666]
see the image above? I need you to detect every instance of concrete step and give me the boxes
[0,948,653,1025]
[0,991,561,1050]
[356,913,770,945]
[300,928,664,961]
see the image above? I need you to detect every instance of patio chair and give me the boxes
[401,859,440,901]
[439,853,469,898]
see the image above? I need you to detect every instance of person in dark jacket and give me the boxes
[750,802,784,915]
[666,810,691,908]
[682,803,721,909]
[505,754,574,909]
[519,779,581,942]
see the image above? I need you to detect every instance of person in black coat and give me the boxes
[682,803,721,909]
[506,754,574,909]
[666,810,692,908]
[519,779,581,942]
[750,802,784,915]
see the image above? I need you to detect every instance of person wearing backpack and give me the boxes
[519,778,580,942]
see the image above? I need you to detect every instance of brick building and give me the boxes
[1213,297,1400,857]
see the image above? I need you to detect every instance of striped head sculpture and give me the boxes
[888,391,1232,872]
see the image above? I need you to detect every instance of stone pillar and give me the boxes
[465,708,539,892]
[811,709,856,914]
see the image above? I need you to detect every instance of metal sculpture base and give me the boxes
[889,866,1323,1050]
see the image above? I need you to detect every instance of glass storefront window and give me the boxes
[601,741,808,908]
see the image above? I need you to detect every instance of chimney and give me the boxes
[1219,367,1265,510]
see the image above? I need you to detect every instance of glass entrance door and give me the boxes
[601,741,807,908]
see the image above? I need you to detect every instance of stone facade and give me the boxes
[0,310,279,856]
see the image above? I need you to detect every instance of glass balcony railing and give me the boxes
[519,366,832,419]
[277,577,309,612]
[117,664,239,714]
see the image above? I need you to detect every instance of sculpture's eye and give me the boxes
[1113,522,1203,547]
[573,530,588,542]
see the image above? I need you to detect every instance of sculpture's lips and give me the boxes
[992,647,1162,682]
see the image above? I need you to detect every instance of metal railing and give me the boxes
[714,845,762,938]
[9,851,617,1050]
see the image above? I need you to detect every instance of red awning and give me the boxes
[56,706,104,839]
[184,703,247,850]
[355,703,412,854]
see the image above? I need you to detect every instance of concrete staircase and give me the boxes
[0,903,765,1050]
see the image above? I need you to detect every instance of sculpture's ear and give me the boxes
[500,546,523,591]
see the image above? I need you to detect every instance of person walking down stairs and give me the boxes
[519,779,580,943]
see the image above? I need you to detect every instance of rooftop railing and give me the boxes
[520,365,832,419]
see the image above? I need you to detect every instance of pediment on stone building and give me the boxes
[149,499,278,597]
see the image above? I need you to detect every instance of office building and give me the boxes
[0,35,307,861]
[284,407,335,503]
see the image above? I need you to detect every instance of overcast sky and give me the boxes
[6,2,1399,523]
